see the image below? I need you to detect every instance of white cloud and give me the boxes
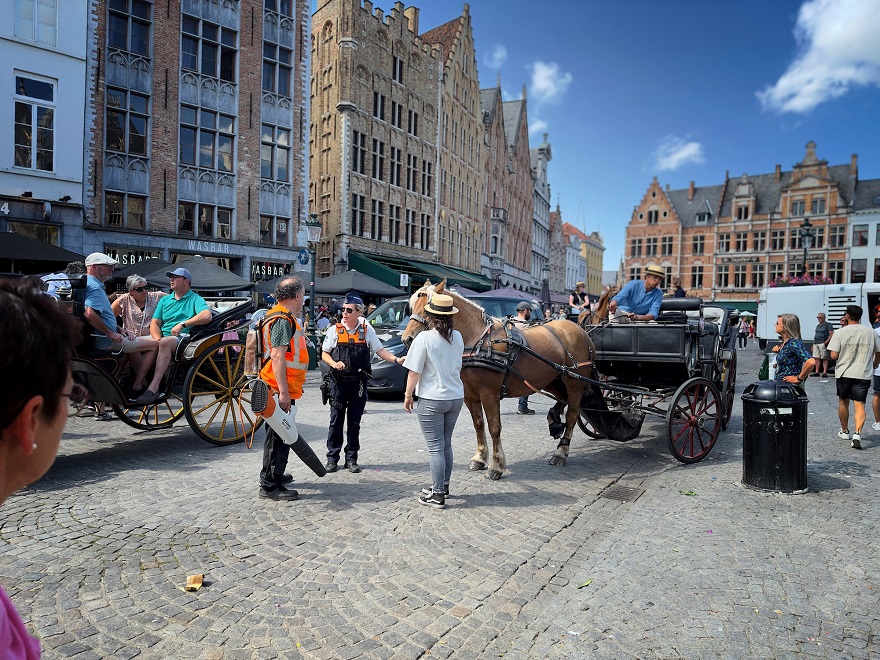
[529,118,548,136]
[484,44,508,70]
[757,0,880,113]
[652,136,705,172]
[528,61,573,104]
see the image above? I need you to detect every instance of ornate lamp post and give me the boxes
[799,218,815,277]
[306,213,322,329]
[541,262,551,314]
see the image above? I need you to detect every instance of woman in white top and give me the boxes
[402,293,464,509]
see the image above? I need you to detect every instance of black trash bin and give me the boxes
[741,380,809,493]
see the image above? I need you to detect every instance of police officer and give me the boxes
[258,277,310,501]
[321,293,403,472]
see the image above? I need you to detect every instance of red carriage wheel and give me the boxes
[666,377,721,463]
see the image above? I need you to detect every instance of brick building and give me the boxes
[529,133,551,295]
[80,0,309,281]
[479,84,534,289]
[624,142,875,310]
[420,6,485,281]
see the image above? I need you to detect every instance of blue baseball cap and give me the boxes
[166,267,192,281]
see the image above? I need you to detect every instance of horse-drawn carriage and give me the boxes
[402,283,738,479]
[70,297,261,445]
[580,297,738,463]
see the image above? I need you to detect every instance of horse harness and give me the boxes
[463,319,593,400]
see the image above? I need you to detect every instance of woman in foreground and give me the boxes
[0,278,81,658]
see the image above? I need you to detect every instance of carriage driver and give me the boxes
[321,293,404,473]
[608,264,665,322]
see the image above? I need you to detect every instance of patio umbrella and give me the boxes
[314,270,405,297]
[142,255,253,292]
[0,232,83,274]
[474,287,537,301]
[739,311,757,317]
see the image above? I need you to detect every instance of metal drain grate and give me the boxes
[600,486,644,502]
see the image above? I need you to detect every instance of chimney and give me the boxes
[403,6,419,33]
[688,180,695,201]
[851,154,858,176]
[775,164,781,182]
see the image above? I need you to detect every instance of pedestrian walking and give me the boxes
[0,278,82,659]
[257,276,310,501]
[672,277,686,298]
[321,293,404,473]
[872,321,880,432]
[401,293,465,509]
[511,302,535,415]
[810,312,835,377]
[771,314,815,385]
[828,305,880,449]
[737,317,750,349]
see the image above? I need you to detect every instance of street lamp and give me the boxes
[541,262,550,314]
[799,218,815,277]
[306,213,321,329]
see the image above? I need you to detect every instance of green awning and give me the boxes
[348,251,401,289]
[349,251,491,292]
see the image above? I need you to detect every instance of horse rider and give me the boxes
[608,264,665,323]
[321,293,404,473]
[569,281,587,320]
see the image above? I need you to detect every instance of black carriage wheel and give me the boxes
[183,340,263,446]
[720,350,738,431]
[112,387,185,432]
[577,411,605,439]
[666,377,721,464]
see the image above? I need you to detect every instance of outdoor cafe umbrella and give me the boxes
[0,232,83,274]
[314,269,405,297]
[142,255,253,292]
[738,311,757,317]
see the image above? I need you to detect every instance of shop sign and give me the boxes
[185,239,231,254]
[720,256,760,263]
[251,261,292,280]
[105,247,161,265]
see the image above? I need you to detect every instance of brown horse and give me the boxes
[576,286,617,327]
[402,281,595,480]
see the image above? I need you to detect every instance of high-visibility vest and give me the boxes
[330,321,372,376]
[258,304,309,399]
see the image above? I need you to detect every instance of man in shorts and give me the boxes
[810,312,834,377]
[827,305,880,449]
[872,321,880,432]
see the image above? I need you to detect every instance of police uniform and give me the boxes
[322,316,385,470]
[258,304,309,494]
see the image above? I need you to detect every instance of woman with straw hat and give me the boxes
[401,293,464,509]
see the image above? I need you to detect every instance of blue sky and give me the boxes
[316,0,880,268]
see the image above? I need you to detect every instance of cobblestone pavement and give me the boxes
[1,343,878,658]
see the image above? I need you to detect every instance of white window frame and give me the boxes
[13,73,55,172]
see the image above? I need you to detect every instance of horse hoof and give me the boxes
[548,455,567,466]
[486,469,503,480]
[469,460,486,471]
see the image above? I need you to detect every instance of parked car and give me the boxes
[319,292,542,395]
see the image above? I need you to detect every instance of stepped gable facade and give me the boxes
[625,142,861,307]
[420,6,484,275]
[309,0,440,277]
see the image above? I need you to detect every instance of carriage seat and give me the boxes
[659,298,702,313]
[178,299,254,361]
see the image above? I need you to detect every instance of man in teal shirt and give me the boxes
[134,267,211,405]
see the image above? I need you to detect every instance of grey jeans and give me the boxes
[415,397,464,493]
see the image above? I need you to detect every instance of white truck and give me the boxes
[756,283,880,349]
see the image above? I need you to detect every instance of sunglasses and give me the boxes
[132,286,147,292]
[342,307,356,314]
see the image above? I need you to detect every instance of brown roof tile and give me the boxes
[420,17,461,62]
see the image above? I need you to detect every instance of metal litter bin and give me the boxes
[741,380,809,493]
[306,333,319,370]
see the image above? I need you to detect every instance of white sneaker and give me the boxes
[872,422,880,431]
[837,429,851,440]
[851,434,862,449]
